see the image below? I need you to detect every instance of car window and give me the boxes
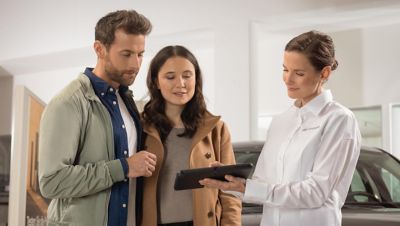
[381,165,400,202]
[347,150,400,205]
[350,170,368,202]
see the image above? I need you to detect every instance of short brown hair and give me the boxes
[95,9,152,48]
[285,30,338,71]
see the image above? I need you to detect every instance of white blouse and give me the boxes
[243,90,361,226]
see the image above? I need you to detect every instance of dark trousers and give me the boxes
[158,221,193,226]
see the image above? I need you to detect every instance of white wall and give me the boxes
[11,30,217,111]
[0,77,13,135]
[3,0,400,142]
[362,23,400,106]
[328,30,363,107]
[213,21,251,141]
[251,30,293,139]
[13,67,82,104]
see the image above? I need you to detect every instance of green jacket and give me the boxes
[38,73,133,226]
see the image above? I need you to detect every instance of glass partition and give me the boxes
[351,106,383,148]
[391,104,400,159]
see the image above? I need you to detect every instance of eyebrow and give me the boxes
[282,65,306,72]
[120,50,145,54]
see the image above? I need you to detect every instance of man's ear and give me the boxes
[94,41,105,59]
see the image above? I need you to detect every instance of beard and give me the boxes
[104,57,138,88]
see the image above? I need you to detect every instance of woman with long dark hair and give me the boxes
[141,45,241,226]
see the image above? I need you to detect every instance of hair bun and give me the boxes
[331,60,338,71]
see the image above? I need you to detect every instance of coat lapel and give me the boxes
[190,112,220,150]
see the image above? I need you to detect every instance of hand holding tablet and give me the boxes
[174,163,253,190]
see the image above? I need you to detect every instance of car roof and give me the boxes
[361,145,383,153]
[232,141,264,153]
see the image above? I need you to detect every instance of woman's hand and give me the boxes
[199,161,246,193]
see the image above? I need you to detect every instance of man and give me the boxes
[39,10,156,226]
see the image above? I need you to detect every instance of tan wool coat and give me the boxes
[141,112,242,226]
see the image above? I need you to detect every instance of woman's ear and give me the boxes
[94,41,105,59]
[320,66,332,83]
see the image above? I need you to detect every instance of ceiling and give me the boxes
[1,0,400,77]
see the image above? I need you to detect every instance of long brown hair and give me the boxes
[142,45,207,142]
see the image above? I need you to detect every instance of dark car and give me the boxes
[233,141,400,226]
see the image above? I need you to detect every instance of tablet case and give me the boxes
[174,163,253,190]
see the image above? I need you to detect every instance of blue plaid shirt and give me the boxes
[85,68,142,226]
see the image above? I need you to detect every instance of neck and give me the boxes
[165,104,184,128]
[297,88,324,108]
[295,99,303,108]
[92,63,119,89]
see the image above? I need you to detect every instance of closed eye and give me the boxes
[165,72,175,79]
[182,71,193,79]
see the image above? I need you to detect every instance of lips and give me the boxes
[173,92,187,95]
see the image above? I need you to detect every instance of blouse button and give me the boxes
[207,211,214,218]
[205,152,212,159]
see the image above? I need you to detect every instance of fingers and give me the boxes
[225,175,242,182]
[225,175,246,186]
[145,160,156,172]
[140,151,157,168]
[209,161,224,167]
[144,166,153,177]
[126,151,157,178]
[144,151,157,161]
[146,156,157,168]
[199,178,225,189]
[199,178,231,190]
[199,175,246,192]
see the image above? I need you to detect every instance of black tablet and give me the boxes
[174,163,253,190]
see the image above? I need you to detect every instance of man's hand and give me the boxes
[126,151,157,178]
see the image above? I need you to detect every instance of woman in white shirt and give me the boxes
[200,30,361,226]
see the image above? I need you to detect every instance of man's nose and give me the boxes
[130,55,140,68]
